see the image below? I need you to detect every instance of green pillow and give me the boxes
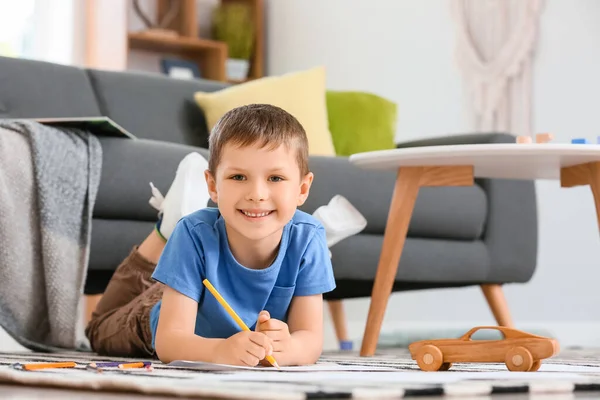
[326,91,397,156]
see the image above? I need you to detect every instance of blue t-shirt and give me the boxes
[149,208,336,349]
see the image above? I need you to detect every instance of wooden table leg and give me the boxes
[561,161,600,231]
[359,167,422,356]
[589,167,600,230]
[360,165,474,357]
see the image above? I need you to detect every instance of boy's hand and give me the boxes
[255,310,292,365]
[214,330,273,367]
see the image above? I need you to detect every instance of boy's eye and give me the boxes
[269,176,284,182]
[230,174,245,181]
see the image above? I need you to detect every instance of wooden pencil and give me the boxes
[203,278,280,369]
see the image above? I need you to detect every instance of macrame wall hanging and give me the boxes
[450,0,544,138]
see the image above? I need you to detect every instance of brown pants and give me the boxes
[85,247,164,358]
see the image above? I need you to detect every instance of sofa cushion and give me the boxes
[90,219,155,271]
[326,91,397,156]
[94,136,209,220]
[300,155,488,241]
[330,235,491,283]
[0,56,101,118]
[194,66,337,156]
[86,69,228,147]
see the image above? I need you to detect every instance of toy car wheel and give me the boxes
[505,346,534,371]
[416,344,444,371]
[439,362,452,371]
[529,360,541,371]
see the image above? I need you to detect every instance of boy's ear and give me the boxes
[297,172,314,206]
[204,170,219,204]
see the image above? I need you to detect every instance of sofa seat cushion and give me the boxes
[93,137,209,221]
[330,234,491,282]
[90,219,155,271]
[300,156,488,241]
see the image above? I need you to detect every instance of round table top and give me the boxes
[348,143,600,180]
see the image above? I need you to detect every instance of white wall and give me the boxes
[268,0,600,347]
[267,0,468,140]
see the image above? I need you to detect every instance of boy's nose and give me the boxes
[246,181,268,202]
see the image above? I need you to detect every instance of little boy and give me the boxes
[86,104,335,367]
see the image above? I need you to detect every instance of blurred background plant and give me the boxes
[212,2,254,80]
[213,3,254,59]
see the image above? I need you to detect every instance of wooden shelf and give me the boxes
[126,0,264,83]
[128,32,227,81]
[128,32,226,52]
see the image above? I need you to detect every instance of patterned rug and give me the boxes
[0,348,599,399]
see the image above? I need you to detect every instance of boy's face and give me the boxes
[205,141,313,243]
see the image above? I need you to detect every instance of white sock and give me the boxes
[312,195,367,248]
[149,152,210,240]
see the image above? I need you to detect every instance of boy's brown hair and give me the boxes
[207,104,309,176]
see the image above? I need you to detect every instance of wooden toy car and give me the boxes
[408,326,559,372]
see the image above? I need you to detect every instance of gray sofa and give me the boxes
[0,56,537,304]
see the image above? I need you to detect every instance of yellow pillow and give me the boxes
[194,66,336,156]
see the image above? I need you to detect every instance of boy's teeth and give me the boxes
[243,210,271,217]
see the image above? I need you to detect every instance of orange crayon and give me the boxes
[118,362,151,369]
[21,361,77,371]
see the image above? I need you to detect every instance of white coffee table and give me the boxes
[348,143,600,357]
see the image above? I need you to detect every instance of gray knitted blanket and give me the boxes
[0,121,102,352]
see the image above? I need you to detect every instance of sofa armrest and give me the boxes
[398,132,538,284]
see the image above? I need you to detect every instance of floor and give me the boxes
[2,327,600,399]
[0,328,24,353]
[0,384,597,399]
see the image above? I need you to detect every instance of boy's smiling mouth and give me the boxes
[239,209,274,218]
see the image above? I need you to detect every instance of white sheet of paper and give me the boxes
[168,360,397,372]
